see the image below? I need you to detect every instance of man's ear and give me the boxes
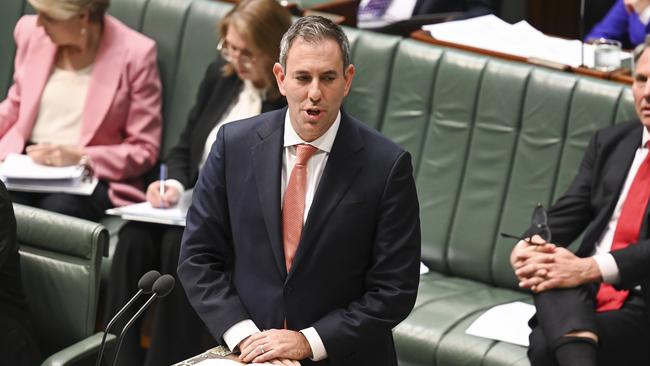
[343,64,355,97]
[273,62,287,96]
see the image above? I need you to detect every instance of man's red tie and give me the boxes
[596,143,650,312]
[282,144,318,272]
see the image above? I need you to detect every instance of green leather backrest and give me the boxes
[162,0,233,156]
[14,204,107,357]
[343,27,400,130]
[108,0,150,30]
[394,43,635,291]
[0,0,26,100]
[380,39,443,170]
[140,0,193,153]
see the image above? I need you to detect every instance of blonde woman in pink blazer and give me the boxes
[0,0,162,220]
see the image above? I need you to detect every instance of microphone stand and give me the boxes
[110,294,159,366]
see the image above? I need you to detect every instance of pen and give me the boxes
[159,163,167,200]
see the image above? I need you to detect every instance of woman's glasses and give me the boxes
[217,39,256,69]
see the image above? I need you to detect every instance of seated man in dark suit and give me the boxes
[178,15,421,366]
[357,0,500,29]
[510,39,650,366]
[0,181,42,365]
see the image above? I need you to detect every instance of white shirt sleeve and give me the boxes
[300,327,328,361]
[222,319,260,352]
[592,253,621,285]
[639,6,650,25]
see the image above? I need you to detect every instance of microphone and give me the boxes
[95,270,161,366]
[110,274,176,366]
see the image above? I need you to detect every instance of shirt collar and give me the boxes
[644,126,650,148]
[283,110,341,153]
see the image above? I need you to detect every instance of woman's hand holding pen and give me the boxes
[146,180,180,208]
[26,144,84,166]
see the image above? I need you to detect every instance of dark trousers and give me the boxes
[0,310,42,366]
[529,285,650,366]
[9,181,112,221]
[105,222,214,366]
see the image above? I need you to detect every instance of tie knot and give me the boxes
[295,144,318,166]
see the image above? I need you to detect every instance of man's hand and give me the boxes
[624,0,650,14]
[510,235,556,283]
[239,329,312,364]
[516,247,602,292]
[146,180,181,208]
[26,144,84,166]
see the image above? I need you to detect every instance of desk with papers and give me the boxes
[414,15,634,85]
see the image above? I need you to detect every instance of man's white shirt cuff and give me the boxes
[640,6,650,25]
[300,327,328,361]
[223,319,260,352]
[593,253,621,285]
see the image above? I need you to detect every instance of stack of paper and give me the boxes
[422,15,631,69]
[106,189,193,226]
[0,153,98,195]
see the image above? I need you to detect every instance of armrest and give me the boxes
[41,332,117,366]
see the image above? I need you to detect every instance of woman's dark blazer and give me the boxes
[165,58,286,189]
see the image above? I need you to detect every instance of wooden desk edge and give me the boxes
[410,30,633,85]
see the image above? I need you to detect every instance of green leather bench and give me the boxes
[0,0,636,365]
[15,204,113,366]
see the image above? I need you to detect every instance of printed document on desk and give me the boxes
[106,189,193,226]
[0,153,98,195]
[422,15,631,68]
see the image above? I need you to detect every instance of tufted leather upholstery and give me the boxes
[0,0,637,364]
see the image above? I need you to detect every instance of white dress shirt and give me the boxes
[592,127,650,285]
[222,110,342,362]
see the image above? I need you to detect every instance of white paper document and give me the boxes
[422,15,631,69]
[0,153,98,195]
[106,189,193,226]
[465,301,536,347]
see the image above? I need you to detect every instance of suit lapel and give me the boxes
[20,31,57,140]
[252,110,286,277]
[581,125,643,255]
[288,112,364,280]
[80,17,125,146]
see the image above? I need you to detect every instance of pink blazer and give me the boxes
[0,15,162,207]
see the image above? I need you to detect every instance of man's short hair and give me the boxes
[279,15,351,71]
[633,35,650,65]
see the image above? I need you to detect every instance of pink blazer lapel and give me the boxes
[80,18,126,146]
[19,32,56,142]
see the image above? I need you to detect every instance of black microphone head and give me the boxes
[138,270,161,293]
[152,274,175,298]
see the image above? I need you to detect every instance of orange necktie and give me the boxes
[282,144,318,271]
[596,143,650,312]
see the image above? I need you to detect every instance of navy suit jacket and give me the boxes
[178,108,421,365]
[543,121,650,309]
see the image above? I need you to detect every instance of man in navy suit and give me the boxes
[178,15,421,366]
[511,41,650,365]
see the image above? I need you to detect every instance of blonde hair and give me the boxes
[219,0,292,100]
[28,0,109,22]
